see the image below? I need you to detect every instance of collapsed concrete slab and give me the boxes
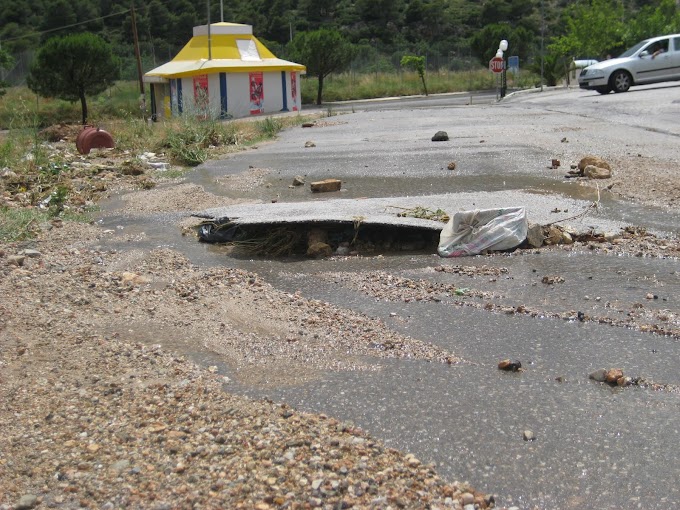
[195,191,625,234]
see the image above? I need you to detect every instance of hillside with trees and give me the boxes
[1,0,679,84]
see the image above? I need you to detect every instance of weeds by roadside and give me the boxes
[1,107,316,241]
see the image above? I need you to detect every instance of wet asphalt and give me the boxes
[100,84,680,509]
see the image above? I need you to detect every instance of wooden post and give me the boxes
[131,2,147,120]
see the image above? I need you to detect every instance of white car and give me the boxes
[578,34,680,94]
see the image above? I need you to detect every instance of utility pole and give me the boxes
[207,0,212,60]
[540,0,545,91]
[131,2,146,120]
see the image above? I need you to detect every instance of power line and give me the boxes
[1,9,131,43]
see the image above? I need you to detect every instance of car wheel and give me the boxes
[610,70,632,93]
[595,86,610,94]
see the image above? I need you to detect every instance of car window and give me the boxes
[645,39,669,55]
[619,40,647,58]
[674,37,680,52]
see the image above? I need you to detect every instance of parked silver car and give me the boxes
[579,34,680,94]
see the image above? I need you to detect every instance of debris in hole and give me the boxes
[198,221,238,243]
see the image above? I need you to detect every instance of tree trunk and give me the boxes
[420,74,428,96]
[80,91,88,125]
[316,74,324,105]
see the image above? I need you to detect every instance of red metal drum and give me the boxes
[76,126,115,155]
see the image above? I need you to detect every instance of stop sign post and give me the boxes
[489,56,505,73]
[490,40,509,98]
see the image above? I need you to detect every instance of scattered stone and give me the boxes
[561,231,573,244]
[523,430,536,442]
[461,492,475,506]
[544,225,563,245]
[578,155,611,172]
[605,368,624,384]
[551,159,560,169]
[617,376,633,387]
[15,495,38,510]
[431,131,449,142]
[307,242,333,258]
[310,179,342,193]
[526,223,544,248]
[304,141,316,148]
[590,369,608,383]
[447,161,457,170]
[292,175,305,186]
[541,275,565,284]
[584,164,612,179]
[21,249,42,258]
[110,460,130,473]
[555,376,567,383]
[121,272,150,286]
[335,244,351,256]
[561,137,568,143]
[498,359,522,372]
[7,255,25,267]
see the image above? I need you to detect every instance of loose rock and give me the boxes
[498,359,522,372]
[584,165,612,179]
[310,179,342,193]
[431,131,449,142]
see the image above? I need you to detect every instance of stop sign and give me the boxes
[489,56,505,73]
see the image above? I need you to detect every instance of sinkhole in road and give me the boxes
[196,219,443,257]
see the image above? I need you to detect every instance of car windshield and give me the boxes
[618,40,649,58]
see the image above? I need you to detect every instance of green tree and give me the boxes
[470,24,534,66]
[400,55,427,95]
[626,0,680,45]
[289,29,354,105]
[549,0,625,60]
[0,47,14,97]
[27,33,118,125]
[528,52,569,86]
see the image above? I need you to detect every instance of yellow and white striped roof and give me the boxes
[145,23,305,79]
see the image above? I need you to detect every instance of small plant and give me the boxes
[0,207,46,242]
[40,162,69,177]
[400,55,428,96]
[256,116,284,138]
[48,186,69,217]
